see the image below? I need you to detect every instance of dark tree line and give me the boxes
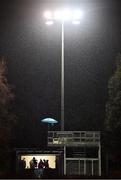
[105,53,121,131]
[0,57,16,172]
[105,53,121,175]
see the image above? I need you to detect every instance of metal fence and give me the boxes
[66,159,99,176]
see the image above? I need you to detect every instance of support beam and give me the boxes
[64,145,66,175]
[98,143,101,176]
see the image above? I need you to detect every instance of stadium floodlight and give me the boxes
[44,11,52,19]
[72,20,80,25]
[44,9,83,22]
[45,20,54,25]
[43,8,83,176]
[43,8,83,132]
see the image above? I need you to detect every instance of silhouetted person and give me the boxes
[29,157,37,169]
[19,158,26,173]
[33,157,37,168]
[45,160,49,169]
[38,159,44,178]
[43,159,46,169]
[22,158,26,169]
[38,159,43,169]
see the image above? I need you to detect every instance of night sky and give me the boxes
[0,0,121,147]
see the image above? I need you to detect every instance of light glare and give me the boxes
[72,20,80,25]
[45,20,54,25]
[44,11,52,19]
[73,10,83,20]
[62,9,72,21]
[44,9,83,21]
[54,10,61,20]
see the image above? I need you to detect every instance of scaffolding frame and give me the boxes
[48,131,101,176]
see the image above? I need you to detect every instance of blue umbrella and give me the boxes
[41,118,58,124]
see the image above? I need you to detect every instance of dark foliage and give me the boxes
[104,53,121,174]
[0,57,16,172]
[105,53,121,131]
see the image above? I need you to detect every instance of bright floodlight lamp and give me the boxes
[72,20,80,25]
[61,9,72,21]
[72,10,83,20]
[45,20,54,25]
[44,11,52,19]
[44,9,83,22]
[54,10,61,20]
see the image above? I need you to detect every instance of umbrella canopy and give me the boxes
[41,118,58,124]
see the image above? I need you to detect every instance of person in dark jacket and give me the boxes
[38,159,44,178]
[44,160,49,169]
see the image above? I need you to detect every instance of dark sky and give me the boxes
[0,0,121,147]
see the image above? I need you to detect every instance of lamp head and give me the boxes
[45,20,54,25]
[44,11,52,19]
[44,9,84,23]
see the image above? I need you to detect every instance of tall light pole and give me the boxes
[61,20,64,131]
[44,9,83,131]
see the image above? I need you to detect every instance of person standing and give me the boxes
[22,158,26,169]
[19,158,26,173]
[29,157,37,169]
[45,160,49,169]
[38,159,44,178]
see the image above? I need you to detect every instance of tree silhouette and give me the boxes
[0,56,16,172]
[104,53,121,175]
[105,53,121,131]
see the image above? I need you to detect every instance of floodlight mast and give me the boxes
[44,9,82,176]
[44,9,82,131]
[61,20,64,131]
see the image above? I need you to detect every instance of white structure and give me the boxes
[48,131,101,176]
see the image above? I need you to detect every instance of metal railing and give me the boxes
[48,131,100,146]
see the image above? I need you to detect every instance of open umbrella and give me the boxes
[41,118,58,124]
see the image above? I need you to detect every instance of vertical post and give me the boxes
[92,160,94,176]
[84,159,86,175]
[64,145,66,175]
[106,151,109,176]
[61,21,64,131]
[98,142,101,176]
[16,151,19,172]
[79,160,81,175]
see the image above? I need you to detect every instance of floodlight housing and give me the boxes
[44,11,52,19]
[72,20,80,25]
[44,9,83,22]
[45,20,54,25]
[72,10,83,20]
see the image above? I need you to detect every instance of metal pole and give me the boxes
[61,21,64,131]
[92,160,94,176]
[98,142,101,176]
[84,159,86,175]
[64,145,66,175]
[61,22,66,175]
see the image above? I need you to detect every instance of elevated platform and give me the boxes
[48,131,100,147]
